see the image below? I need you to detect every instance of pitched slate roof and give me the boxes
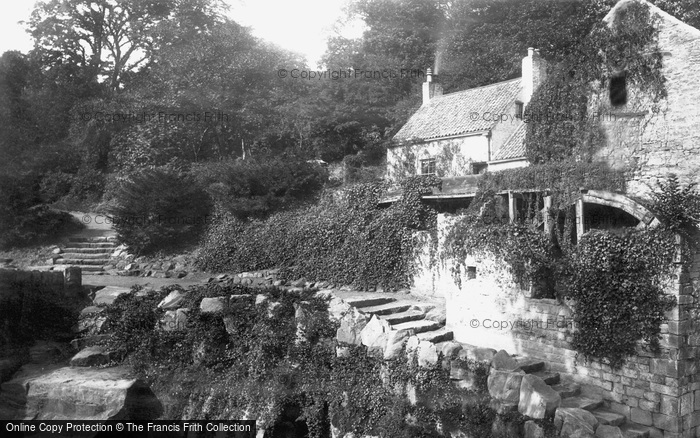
[492,123,527,161]
[393,78,522,143]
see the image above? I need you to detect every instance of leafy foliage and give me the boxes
[565,229,677,368]
[197,176,441,290]
[444,162,684,367]
[96,282,497,437]
[107,166,212,254]
[0,172,83,248]
[525,0,666,162]
[650,174,700,246]
[192,156,329,220]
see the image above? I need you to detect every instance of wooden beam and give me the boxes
[576,198,585,240]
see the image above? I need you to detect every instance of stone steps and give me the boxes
[344,295,452,346]
[512,354,654,437]
[59,252,113,259]
[61,247,114,254]
[344,297,396,308]
[56,259,107,266]
[416,328,454,343]
[52,264,105,272]
[392,319,443,334]
[592,408,626,427]
[68,237,117,243]
[379,310,425,325]
[64,242,116,249]
[357,301,414,316]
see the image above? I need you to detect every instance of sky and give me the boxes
[0,0,365,67]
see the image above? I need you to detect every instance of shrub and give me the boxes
[197,176,440,289]
[107,166,212,254]
[0,173,83,248]
[192,156,328,220]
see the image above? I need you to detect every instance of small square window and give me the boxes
[610,74,627,106]
[515,102,524,119]
[420,158,436,175]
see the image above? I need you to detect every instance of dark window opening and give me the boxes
[515,102,524,119]
[584,203,640,233]
[471,162,488,174]
[467,266,477,280]
[420,158,436,175]
[610,74,627,106]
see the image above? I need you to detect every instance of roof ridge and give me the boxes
[433,77,521,100]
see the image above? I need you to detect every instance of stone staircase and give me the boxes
[345,296,453,344]
[512,356,654,438]
[54,237,118,273]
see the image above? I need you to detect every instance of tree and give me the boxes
[27,0,227,93]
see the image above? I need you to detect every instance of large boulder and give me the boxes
[70,346,112,367]
[491,350,520,371]
[200,297,226,314]
[487,369,525,405]
[555,408,599,438]
[336,308,370,345]
[523,420,546,438]
[594,425,623,438]
[384,330,410,360]
[417,341,438,368]
[160,308,189,331]
[518,374,561,418]
[2,365,162,420]
[157,290,186,310]
[93,286,131,306]
[360,315,391,354]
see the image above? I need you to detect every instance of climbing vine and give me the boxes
[197,175,441,290]
[442,162,695,368]
[525,0,665,163]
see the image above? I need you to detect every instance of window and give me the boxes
[609,73,627,106]
[420,158,436,175]
[515,102,524,119]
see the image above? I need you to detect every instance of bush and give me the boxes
[192,156,328,220]
[107,166,212,255]
[197,176,440,289]
[0,173,83,248]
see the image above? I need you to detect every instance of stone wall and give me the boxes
[420,214,700,437]
[594,0,700,200]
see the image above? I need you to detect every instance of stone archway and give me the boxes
[574,189,660,239]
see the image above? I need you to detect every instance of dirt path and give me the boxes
[68,212,116,239]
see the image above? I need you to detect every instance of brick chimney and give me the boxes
[521,48,546,105]
[422,68,443,106]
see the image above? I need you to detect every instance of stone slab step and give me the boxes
[357,301,413,316]
[550,381,581,399]
[530,370,560,385]
[60,247,114,254]
[345,297,396,308]
[392,319,442,334]
[620,423,651,438]
[64,242,116,248]
[591,408,626,427]
[68,237,117,243]
[560,396,603,411]
[516,359,545,374]
[56,259,107,265]
[52,264,104,272]
[417,328,454,343]
[379,310,425,325]
[59,252,112,259]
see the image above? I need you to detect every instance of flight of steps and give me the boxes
[54,237,118,273]
[513,356,654,438]
[345,296,453,344]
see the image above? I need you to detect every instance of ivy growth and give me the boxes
[197,175,441,290]
[443,161,687,368]
[525,0,665,163]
